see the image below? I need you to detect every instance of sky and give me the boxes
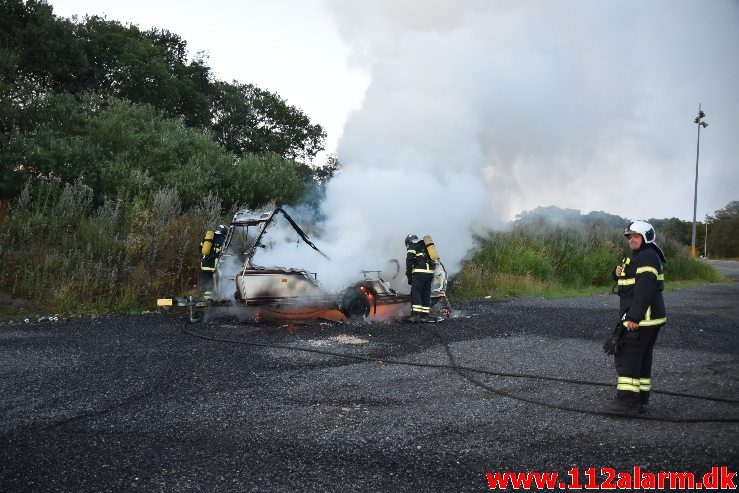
[49,0,370,165]
[49,0,739,277]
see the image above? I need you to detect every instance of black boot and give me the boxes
[638,392,650,414]
[603,399,639,416]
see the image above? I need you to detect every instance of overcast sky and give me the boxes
[50,0,738,225]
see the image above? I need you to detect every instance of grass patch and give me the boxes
[0,180,223,317]
[448,266,612,301]
[450,266,557,300]
[449,223,726,301]
[663,278,727,291]
[449,267,724,301]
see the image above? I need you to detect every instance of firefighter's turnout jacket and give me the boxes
[406,239,436,279]
[406,239,436,316]
[200,232,225,272]
[199,230,226,300]
[614,243,666,327]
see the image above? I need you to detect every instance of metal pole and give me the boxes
[704,220,708,258]
[691,104,702,258]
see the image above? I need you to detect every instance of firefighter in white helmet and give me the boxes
[606,220,666,416]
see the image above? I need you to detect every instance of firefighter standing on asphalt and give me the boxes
[199,225,227,300]
[405,234,436,322]
[606,220,667,416]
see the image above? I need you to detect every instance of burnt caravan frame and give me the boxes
[160,207,451,322]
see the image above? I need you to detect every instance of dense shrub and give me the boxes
[451,223,720,299]
[0,180,218,313]
[3,94,309,210]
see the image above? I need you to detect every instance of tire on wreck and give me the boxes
[340,284,372,320]
[189,308,205,323]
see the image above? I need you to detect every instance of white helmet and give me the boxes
[624,220,656,244]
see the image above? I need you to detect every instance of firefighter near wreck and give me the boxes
[405,234,440,322]
[198,225,227,300]
[157,207,452,322]
[604,220,667,416]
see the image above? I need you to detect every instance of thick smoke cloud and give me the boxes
[316,0,738,280]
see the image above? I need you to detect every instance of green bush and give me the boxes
[470,232,556,280]
[0,180,224,314]
[2,94,311,210]
[451,223,720,300]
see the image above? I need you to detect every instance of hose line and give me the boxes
[181,325,739,424]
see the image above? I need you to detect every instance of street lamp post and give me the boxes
[704,218,708,258]
[691,104,708,258]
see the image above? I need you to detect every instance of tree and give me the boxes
[83,98,233,206]
[0,1,327,206]
[75,17,213,128]
[221,153,306,209]
[0,0,89,185]
[707,201,739,258]
[650,217,693,245]
[515,206,629,229]
[211,82,326,162]
[0,0,88,96]
[0,92,104,198]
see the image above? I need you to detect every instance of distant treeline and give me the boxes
[1,0,337,209]
[515,203,739,259]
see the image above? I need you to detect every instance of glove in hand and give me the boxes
[602,323,625,356]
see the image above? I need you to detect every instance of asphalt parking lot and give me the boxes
[1,261,737,492]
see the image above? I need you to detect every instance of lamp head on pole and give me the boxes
[694,107,708,126]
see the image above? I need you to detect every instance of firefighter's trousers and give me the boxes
[198,269,215,299]
[614,325,662,405]
[410,272,433,316]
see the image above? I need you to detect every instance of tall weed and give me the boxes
[452,223,720,299]
[0,181,222,314]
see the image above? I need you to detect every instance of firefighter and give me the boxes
[199,225,227,300]
[606,220,666,416]
[405,234,436,322]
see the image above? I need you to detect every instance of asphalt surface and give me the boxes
[1,261,737,492]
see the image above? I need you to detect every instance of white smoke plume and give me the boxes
[302,0,739,286]
[227,0,738,294]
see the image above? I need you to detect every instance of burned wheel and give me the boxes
[341,286,371,319]
[430,296,452,318]
[189,308,205,323]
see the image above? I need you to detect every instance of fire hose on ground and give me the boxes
[180,325,739,424]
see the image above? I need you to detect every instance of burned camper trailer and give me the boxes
[157,207,451,322]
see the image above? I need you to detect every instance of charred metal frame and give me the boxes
[230,207,329,266]
[161,206,450,321]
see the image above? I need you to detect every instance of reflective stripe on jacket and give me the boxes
[406,240,435,276]
[616,244,666,326]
